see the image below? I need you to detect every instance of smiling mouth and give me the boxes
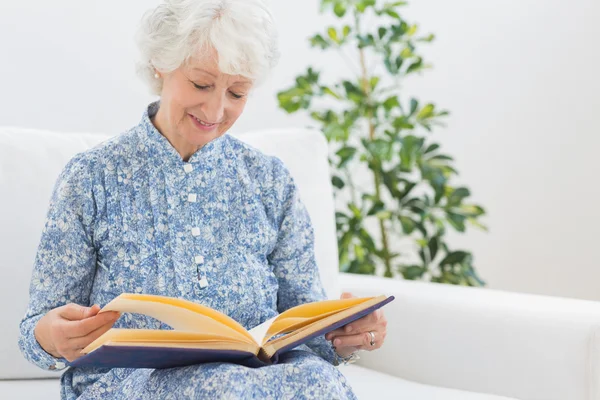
[189,114,218,127]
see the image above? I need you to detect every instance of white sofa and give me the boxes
[1,126,599,400]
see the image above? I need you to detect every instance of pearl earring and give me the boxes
[154,72,160,79]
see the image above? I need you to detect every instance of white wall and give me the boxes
[1,1,599,301]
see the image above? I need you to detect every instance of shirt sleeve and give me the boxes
[266,157,338,365]
[18,153,98,371]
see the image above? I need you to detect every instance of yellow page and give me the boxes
[83,329,255,354]
[105,341,258,354]
[263,295,387,358]
[100,294,255,344]
[255,297,374,345]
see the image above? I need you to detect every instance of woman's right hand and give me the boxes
[34,303,121,362]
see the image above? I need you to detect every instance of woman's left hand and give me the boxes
[325,292,388,357]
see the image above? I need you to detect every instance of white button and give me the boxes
[188,193,197,203]
[191,227,200,237]
[183,164,193,173]
[54,361,66,369]
[199,277,209,289]
[195,255,204,264]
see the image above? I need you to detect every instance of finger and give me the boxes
[58,303,100,321]
[325,327,347,340]
[340,292,354,299]
[325,312,377,340]
[66,311,121,338]
[326,319,370,341]
[68,318,117,350]
[332,331,379,349]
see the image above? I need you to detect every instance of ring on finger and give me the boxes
[368,331,375,347]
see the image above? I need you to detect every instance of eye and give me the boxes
[230,92,244,99]
[193,83,210,90]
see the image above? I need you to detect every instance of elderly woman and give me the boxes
[18,0,387,398]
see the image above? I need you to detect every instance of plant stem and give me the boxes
[357,37,393,278]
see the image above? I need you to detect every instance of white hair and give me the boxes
[136,0,280,95]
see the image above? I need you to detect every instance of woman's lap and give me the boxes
[76,350,356,400]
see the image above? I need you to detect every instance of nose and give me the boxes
[200,91,225,123]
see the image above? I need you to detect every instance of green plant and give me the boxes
[277,0,487,286]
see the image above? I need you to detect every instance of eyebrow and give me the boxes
[192,68,251,85]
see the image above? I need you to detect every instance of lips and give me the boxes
[190,114,216,126]
[189,114,219,131]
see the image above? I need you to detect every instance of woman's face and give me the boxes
[154,52,252,160]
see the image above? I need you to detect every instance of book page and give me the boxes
[82,329,258,354]
[248,316,278,345]
[262,295,391,358]
[261,297,373,344]
[100,294,255,344]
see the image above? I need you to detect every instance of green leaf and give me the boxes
[354,243,365,261]
[406,57,423,74]
[327,27,339,43]
[440,251,470,266]
[370,76,380,90]
[387,1,408,6]
[428,236,439,261]
[376,210,393,220]
[378,27,387,39]
[448,187,471,207]
[384,9,400,19]
[338,229,353,254]
[401,265,425,280]
[367,201,386,216]
[417,33,436,42]
[336,146,357,168]
[468,217,488,231]
[383,96,400,112]
[309,34,330,49]
[399,216,416,234]
[425,143,440,154]
[334,2,347,17]
[358,228,377,251]
[332,176,345,189]
[399,135,423,172]
[356,0,376,13]
[348,203,362,219]
[417,104,435,120]
[458,204,485,217]
[429,154,454,162]
[335,211,349,221]
[321,86,341,99]
[447,212,466,232]
[403,198,426,214]
[409,98,419,116]
[343,25,351,37]
[342,80,364,104]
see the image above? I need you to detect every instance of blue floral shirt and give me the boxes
[18,102,356,399]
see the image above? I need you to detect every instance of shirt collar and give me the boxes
[137,101,231,167]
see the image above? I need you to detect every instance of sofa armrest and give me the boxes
[340,272,600,400]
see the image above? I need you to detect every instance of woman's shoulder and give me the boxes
[226,134,292,183]
[65,127,141,166]
[56,128,140,184]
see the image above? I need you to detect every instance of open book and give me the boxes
[69,293,395,369]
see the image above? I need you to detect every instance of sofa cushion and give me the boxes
[340,365,518,400]
[0,126,339,379]
[0,379,61,400]
[0,369,520,400]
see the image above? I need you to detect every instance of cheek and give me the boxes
[226,101,247,124]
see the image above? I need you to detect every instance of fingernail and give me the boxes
[333,339,341,346]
